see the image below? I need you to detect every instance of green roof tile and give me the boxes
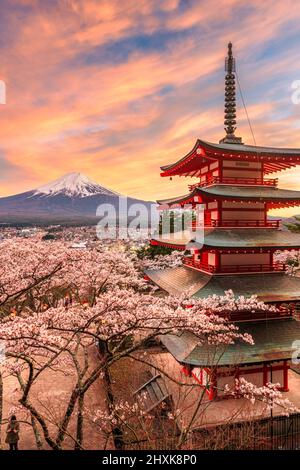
[160,318,300,366]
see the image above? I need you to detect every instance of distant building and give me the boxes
[18,228,37,238]
[70,241,87,249]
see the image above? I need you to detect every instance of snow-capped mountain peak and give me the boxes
[34,172,120,198]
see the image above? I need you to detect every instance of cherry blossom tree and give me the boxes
[274,249,300,275]
[0,237,296,450]
[140,250,183,271]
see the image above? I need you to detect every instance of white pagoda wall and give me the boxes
[223,169,262,178]
[222,211,264,221]
[239,369,265,388]
[181,362,287,401]
[221,253,270,266]
[217,374,236,397]
[208,253,216,266]
[221,201,265,221]
[210,161,219,171]
[216,364,285,398]
[222,202,264,209]
[266,362,285,388]
[222,160,262,179]
[200,161,219,182]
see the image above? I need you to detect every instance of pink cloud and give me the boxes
[1,0,300,220]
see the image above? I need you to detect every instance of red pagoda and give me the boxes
[146,43,300,399]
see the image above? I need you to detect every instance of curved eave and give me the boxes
[151,228,300,250]
[197,185,300,209]
[160,140,200,172]
[160,140,213,178]
[157,188,198,207]
[145,267,300,303]
[160,139,300,177]
[150,239,186,250]
[201,139,300,157]
[157,185,300,210]
[151,239,300,251]
[161,318,300,367]
[144,266,211,297]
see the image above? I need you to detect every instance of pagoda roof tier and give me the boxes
[160,139,300,177]
[157,190,197,207]
[145,266,210,296]
[151,228,300,250]
[160,318,300,367]
[157,185,300,209]
[151,231,193,250]
[145,266,300,302]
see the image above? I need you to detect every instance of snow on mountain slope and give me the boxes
[0,172,154,223]
[33,172,120,198]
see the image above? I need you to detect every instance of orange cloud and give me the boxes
[1,0,300,221]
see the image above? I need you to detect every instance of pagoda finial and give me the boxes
[219,42,243,144]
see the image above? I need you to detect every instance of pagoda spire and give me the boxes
[219,42,243,144]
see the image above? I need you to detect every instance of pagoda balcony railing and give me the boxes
[188,176,278,190]
[183,257,286,274]
[191,219,281,229]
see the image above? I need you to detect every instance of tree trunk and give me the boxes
[74,393,84,450]
[31,415,43,450]
[55,388,79,448]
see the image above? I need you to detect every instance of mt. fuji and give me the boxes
[0,172,154,225]
[33,172,120,198]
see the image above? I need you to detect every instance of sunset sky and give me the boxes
[2,0,300,216]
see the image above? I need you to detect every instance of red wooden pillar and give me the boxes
[263,363,268,386]
[181,364,192,377]
[269,250,274,270]
[283,360,289,392]
[208,370,217,400]
[215,250,221,272]
[218,200,222,226]
[234,367,240,393]
[219,160,223,183]
[193,249,200,266]
[264,202,267,226]
[260,162,263,183]
[202,251,208,266]
[205,210,211,226]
